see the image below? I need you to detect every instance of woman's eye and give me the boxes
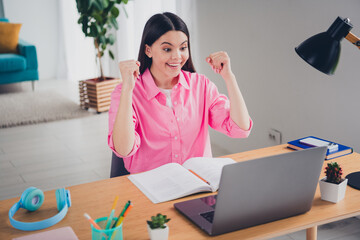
[181,47,188,51]
[163,48,171,52]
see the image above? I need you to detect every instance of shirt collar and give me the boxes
[178,70,190,90]
[142,69,160,100]
[141,68,190,100]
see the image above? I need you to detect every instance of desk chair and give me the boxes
[110,153,130,178]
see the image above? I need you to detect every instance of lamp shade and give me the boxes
[295,17,353,75]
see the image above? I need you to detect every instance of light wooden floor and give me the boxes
[0,79,359,240]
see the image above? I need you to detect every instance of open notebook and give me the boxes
[128,157,236,203]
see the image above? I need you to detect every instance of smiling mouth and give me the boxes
[167,63,181,69]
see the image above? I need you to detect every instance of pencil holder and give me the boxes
[91,217,123,240]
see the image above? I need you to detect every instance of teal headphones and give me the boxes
[9,187,71,231]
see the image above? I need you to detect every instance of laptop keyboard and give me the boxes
[200,211,215,223]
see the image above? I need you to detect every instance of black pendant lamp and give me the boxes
[295,16,360,75]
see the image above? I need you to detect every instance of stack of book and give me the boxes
[287,136,353,160]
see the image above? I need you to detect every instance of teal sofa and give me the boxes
[0,18,39,90]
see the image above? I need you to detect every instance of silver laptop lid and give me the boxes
[211,147,327,235]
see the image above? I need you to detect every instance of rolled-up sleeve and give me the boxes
[108,84,141,158]
[207,80,252,138]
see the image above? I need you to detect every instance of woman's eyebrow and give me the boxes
[161,41,173,46]
[160,40,188,46]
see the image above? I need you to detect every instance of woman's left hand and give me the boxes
[206,51,234,79]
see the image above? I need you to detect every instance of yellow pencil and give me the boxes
[105,196,119,229]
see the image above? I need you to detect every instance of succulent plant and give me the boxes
[325,162,343,184]
[147,213,170,230]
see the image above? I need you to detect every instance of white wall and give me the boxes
[193,0,360,153]
[4,0,59,80]
[3,0,360,153]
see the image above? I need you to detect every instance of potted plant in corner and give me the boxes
[319,162,348,203]
[76,0,128,113]
[147,213,171,240]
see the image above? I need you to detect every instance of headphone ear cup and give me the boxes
[22,187,44,212]
[55,189,66,211]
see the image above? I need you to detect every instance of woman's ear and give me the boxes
[145,44,152,58]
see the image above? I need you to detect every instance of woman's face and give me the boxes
[146,30,189,82]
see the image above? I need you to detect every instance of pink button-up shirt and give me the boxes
[108,69,252,173]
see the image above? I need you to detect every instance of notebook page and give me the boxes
[182,157,236,191]
[128,163,212,203]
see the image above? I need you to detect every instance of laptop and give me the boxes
[174,147,327,236]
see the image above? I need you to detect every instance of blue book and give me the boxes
[287,136,353,160]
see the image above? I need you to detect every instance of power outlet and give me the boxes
[269,129,282,145]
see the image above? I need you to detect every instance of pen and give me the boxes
[188,169,210,185]
[110,204,133,240]
[111,200,130,228]
[105,196,119,230]
[115,204,133,227]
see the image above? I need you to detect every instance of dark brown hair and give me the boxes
[137,12,196,74]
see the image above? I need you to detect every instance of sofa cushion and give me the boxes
[0,22,22,53]
[0,54,26,72]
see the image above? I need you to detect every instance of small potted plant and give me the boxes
[147,213,170,240]
[319,162,348,203]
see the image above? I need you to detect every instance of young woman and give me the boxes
[108,12,252,174]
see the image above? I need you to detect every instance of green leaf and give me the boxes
[109,50,114,60]
[100,0,109,9]
[110,17,118,29]
[81,17,89,35]
[90,23,101,37]
[89,25,96,37]
[108,34,115,45]
[77,16,83,24]
[90,0,102,11]
[93,13,102,23]
[106,1,115,12]
[111,6,120,18]
[95,24,102,35]
[122,4,128,18]
[99,36,106,44]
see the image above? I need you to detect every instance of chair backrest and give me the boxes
[110,153,130,178]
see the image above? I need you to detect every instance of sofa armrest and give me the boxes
[17,39,38,70]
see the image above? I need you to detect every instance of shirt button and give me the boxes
[177,117,180,121]
[174,101,177,105]
[174,85,178,89]
[175,154,178,158]
[175,136,178,140]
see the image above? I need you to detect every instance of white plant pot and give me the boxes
[319,177,348,203]
[147,224,169,240]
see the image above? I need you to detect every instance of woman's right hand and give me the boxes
[119,60,140,91]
